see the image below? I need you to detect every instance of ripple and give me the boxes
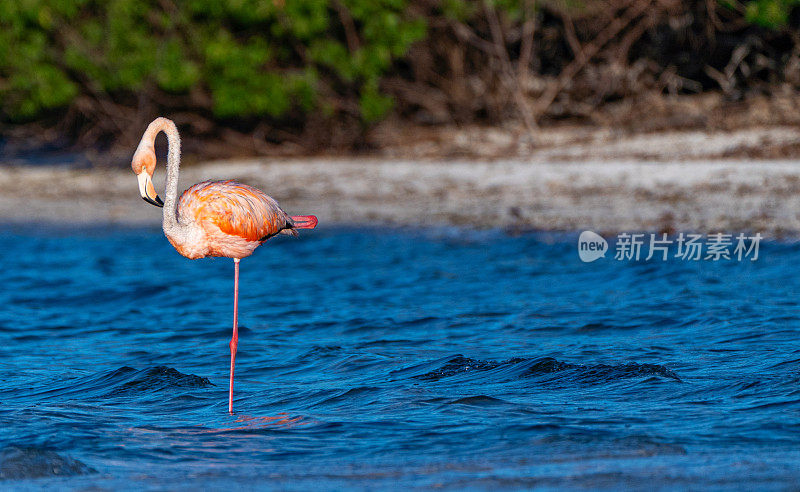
[448,395,510,406]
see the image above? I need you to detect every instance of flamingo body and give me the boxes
[171,180,298,260]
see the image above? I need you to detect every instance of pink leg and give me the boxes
[228,258,240,414]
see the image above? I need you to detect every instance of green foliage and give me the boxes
[1,0,796,126]
[742,0,800,27]
[441,0,478,21]
[0,0,426,122]
[359,79,394,122]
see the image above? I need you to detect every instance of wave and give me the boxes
[106,366,214,396]
[400,355,681,384]
[28,366,213,401]
[0,446,95,480]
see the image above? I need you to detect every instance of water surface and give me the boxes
[1,227,799,489]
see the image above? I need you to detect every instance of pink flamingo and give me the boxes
[131,117,317,413]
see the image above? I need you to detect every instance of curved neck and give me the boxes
[142,118,182,230]
[162,123,181,230]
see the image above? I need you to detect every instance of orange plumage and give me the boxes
[168,180,301,259]
[182,180,295,241]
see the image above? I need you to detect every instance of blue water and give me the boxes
[1,226,799,490]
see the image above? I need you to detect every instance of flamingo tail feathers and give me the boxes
[278,215,317,238]
[291,215,318,229]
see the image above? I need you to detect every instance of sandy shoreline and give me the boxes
[3,127,800,235]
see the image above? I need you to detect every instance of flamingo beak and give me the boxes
[137,172,164,207]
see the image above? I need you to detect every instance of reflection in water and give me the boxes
[226,413,307,431]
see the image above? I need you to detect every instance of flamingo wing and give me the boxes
[179,180,295,242]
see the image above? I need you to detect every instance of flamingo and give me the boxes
[131,117,317,414]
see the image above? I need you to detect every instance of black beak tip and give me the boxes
[142,195,164,208]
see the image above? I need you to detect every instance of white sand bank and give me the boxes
[2,155,800,235]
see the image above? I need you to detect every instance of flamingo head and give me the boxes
[131,143,163,207]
